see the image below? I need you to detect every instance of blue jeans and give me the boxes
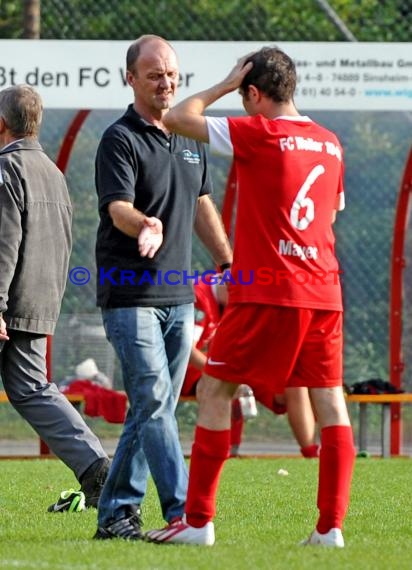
[97,304,194,526]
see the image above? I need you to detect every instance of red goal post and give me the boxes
[389,146,412,455]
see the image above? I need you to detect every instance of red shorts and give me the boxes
[203,304,343,397]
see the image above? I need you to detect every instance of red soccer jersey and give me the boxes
[207,115,344,311]
[182,277,222,394]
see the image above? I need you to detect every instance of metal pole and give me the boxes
[22,0,40,39]
[314,0,357,41]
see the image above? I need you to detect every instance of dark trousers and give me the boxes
[0,329,107,480]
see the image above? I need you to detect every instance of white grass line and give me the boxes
[0,560,167,570]
[0,562,155,570]
[0,561,100,570]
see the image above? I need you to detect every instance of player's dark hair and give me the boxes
[240,46,296,103]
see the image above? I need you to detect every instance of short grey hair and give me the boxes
[0,84,43,137]
[126,34,175,75]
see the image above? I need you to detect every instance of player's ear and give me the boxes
[126,70,136,88]
[248,84,261,102]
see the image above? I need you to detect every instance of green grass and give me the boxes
[0,457,410,570]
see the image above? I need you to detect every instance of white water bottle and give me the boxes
[238,385,258,419]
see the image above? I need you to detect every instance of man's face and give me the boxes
[128,40,179,115]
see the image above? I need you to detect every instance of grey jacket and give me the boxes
[0,139,72,334]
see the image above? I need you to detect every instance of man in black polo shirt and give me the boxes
[94,35,232,540]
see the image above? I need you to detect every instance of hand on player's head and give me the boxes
[222,55,254,92]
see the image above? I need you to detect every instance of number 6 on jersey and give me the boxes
[290,164,325,230]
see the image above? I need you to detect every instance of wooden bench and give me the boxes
[0,389,196,456]
[2,390,412,458]
[182,393,412,458]
[345,393,412,458]
[182,394,412,458]
[0,390,84,405]
[0,390,194,409]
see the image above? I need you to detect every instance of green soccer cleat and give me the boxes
[47,489,86,513]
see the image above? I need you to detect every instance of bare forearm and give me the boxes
[165,83,232,134]
[196,221,232,267]
[108,201,147,238]
[195,196,232,266]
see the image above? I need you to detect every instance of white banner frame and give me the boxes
[1,40,412,110]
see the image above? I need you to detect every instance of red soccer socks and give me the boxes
[316,425,355,533]
[185,426,231,528]
[301,444,319,458]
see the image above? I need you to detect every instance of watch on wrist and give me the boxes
[220,262,231,272]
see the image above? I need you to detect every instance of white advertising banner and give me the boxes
[1,40,412,110]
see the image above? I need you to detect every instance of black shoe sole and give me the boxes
[93,527,144,541]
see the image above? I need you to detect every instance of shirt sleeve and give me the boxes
[195,141,213,197]
[95,126,137,212]
[205,117,233,156]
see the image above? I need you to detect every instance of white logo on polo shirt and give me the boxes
[181,149,200,164]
